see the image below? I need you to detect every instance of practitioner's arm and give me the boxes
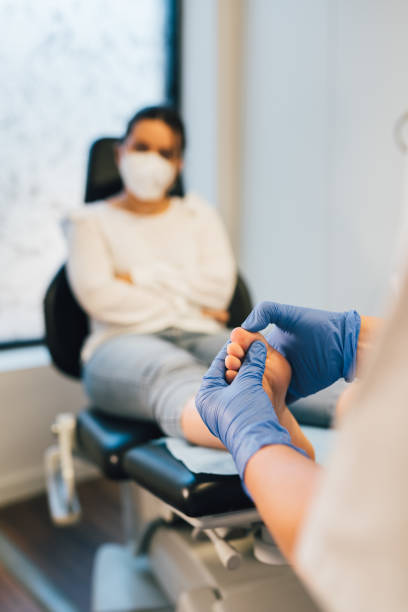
[196,305,368,566]
[196,345,320,563]
[196,342,311,552]
[356,315,383,372]
[244,445,321,562]
[334,315,383,420]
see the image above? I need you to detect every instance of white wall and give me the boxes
[0,350,97,506]
[239,0,408,315]
[181,0,218,204]
[327,0,408,313]
[181,0,244,255]
[240,0,330,309]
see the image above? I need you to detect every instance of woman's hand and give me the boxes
[115,271,132,284]
[202,307,230,324]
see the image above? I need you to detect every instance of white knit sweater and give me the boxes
[64,193,236,361]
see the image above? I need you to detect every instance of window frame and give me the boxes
[0,0,182,351]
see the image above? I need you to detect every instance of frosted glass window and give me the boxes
[0,0,172,342]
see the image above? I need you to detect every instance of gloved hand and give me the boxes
[196,341,308,480]
[242,302,361,404]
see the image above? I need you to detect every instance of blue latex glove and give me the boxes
[196,341,308,480]
[242,302,361,404]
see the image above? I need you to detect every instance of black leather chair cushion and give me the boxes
[290,402,332,428]
[76,409,161,479]
[227,274,252,329]
[84,138,123,203]
[290,381,346,429]
[124,440,254,517]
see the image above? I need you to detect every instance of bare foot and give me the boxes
[225,328,315,460]
[226,328,290,416]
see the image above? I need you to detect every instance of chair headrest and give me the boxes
[84,137,185,203]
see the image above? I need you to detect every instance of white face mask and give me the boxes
[118,151,177,201]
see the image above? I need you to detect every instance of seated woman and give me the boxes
[65,105,314,457]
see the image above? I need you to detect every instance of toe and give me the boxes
[227,342,245,359]
[225,354,241,371]
[230,327,267,352]
[225,369,237,383]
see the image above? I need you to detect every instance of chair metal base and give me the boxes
[92,544,171,611]
[92,524,319,612]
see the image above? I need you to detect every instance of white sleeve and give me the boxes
[162,196,236,310]
[295,276,408,612]
[65,213,174,325]
[190,201,236,309]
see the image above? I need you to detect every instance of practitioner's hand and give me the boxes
[202,307,230,324]
[196,341,308,480]
[242,302,361,404]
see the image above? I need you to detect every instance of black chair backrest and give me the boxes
[84,137,184,203]
[44,137,252,378]
[84,138,123,203]
[44,265,88,378]
[228,275,252,328]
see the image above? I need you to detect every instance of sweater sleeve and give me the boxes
[64,211,175,325]
[169,195,237,310]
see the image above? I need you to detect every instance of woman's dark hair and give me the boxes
[120,105,186,152]
[119,105,186,197]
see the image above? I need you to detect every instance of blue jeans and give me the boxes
[82,328,231,437]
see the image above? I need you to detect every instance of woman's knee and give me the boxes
[190,329,231,366]
[81,334,204,420]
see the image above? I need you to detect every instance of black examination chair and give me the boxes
[44,136,253,478]
[43,138,331,612]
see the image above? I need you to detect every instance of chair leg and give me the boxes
[119,481,175,552]
[45,413,81,526]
